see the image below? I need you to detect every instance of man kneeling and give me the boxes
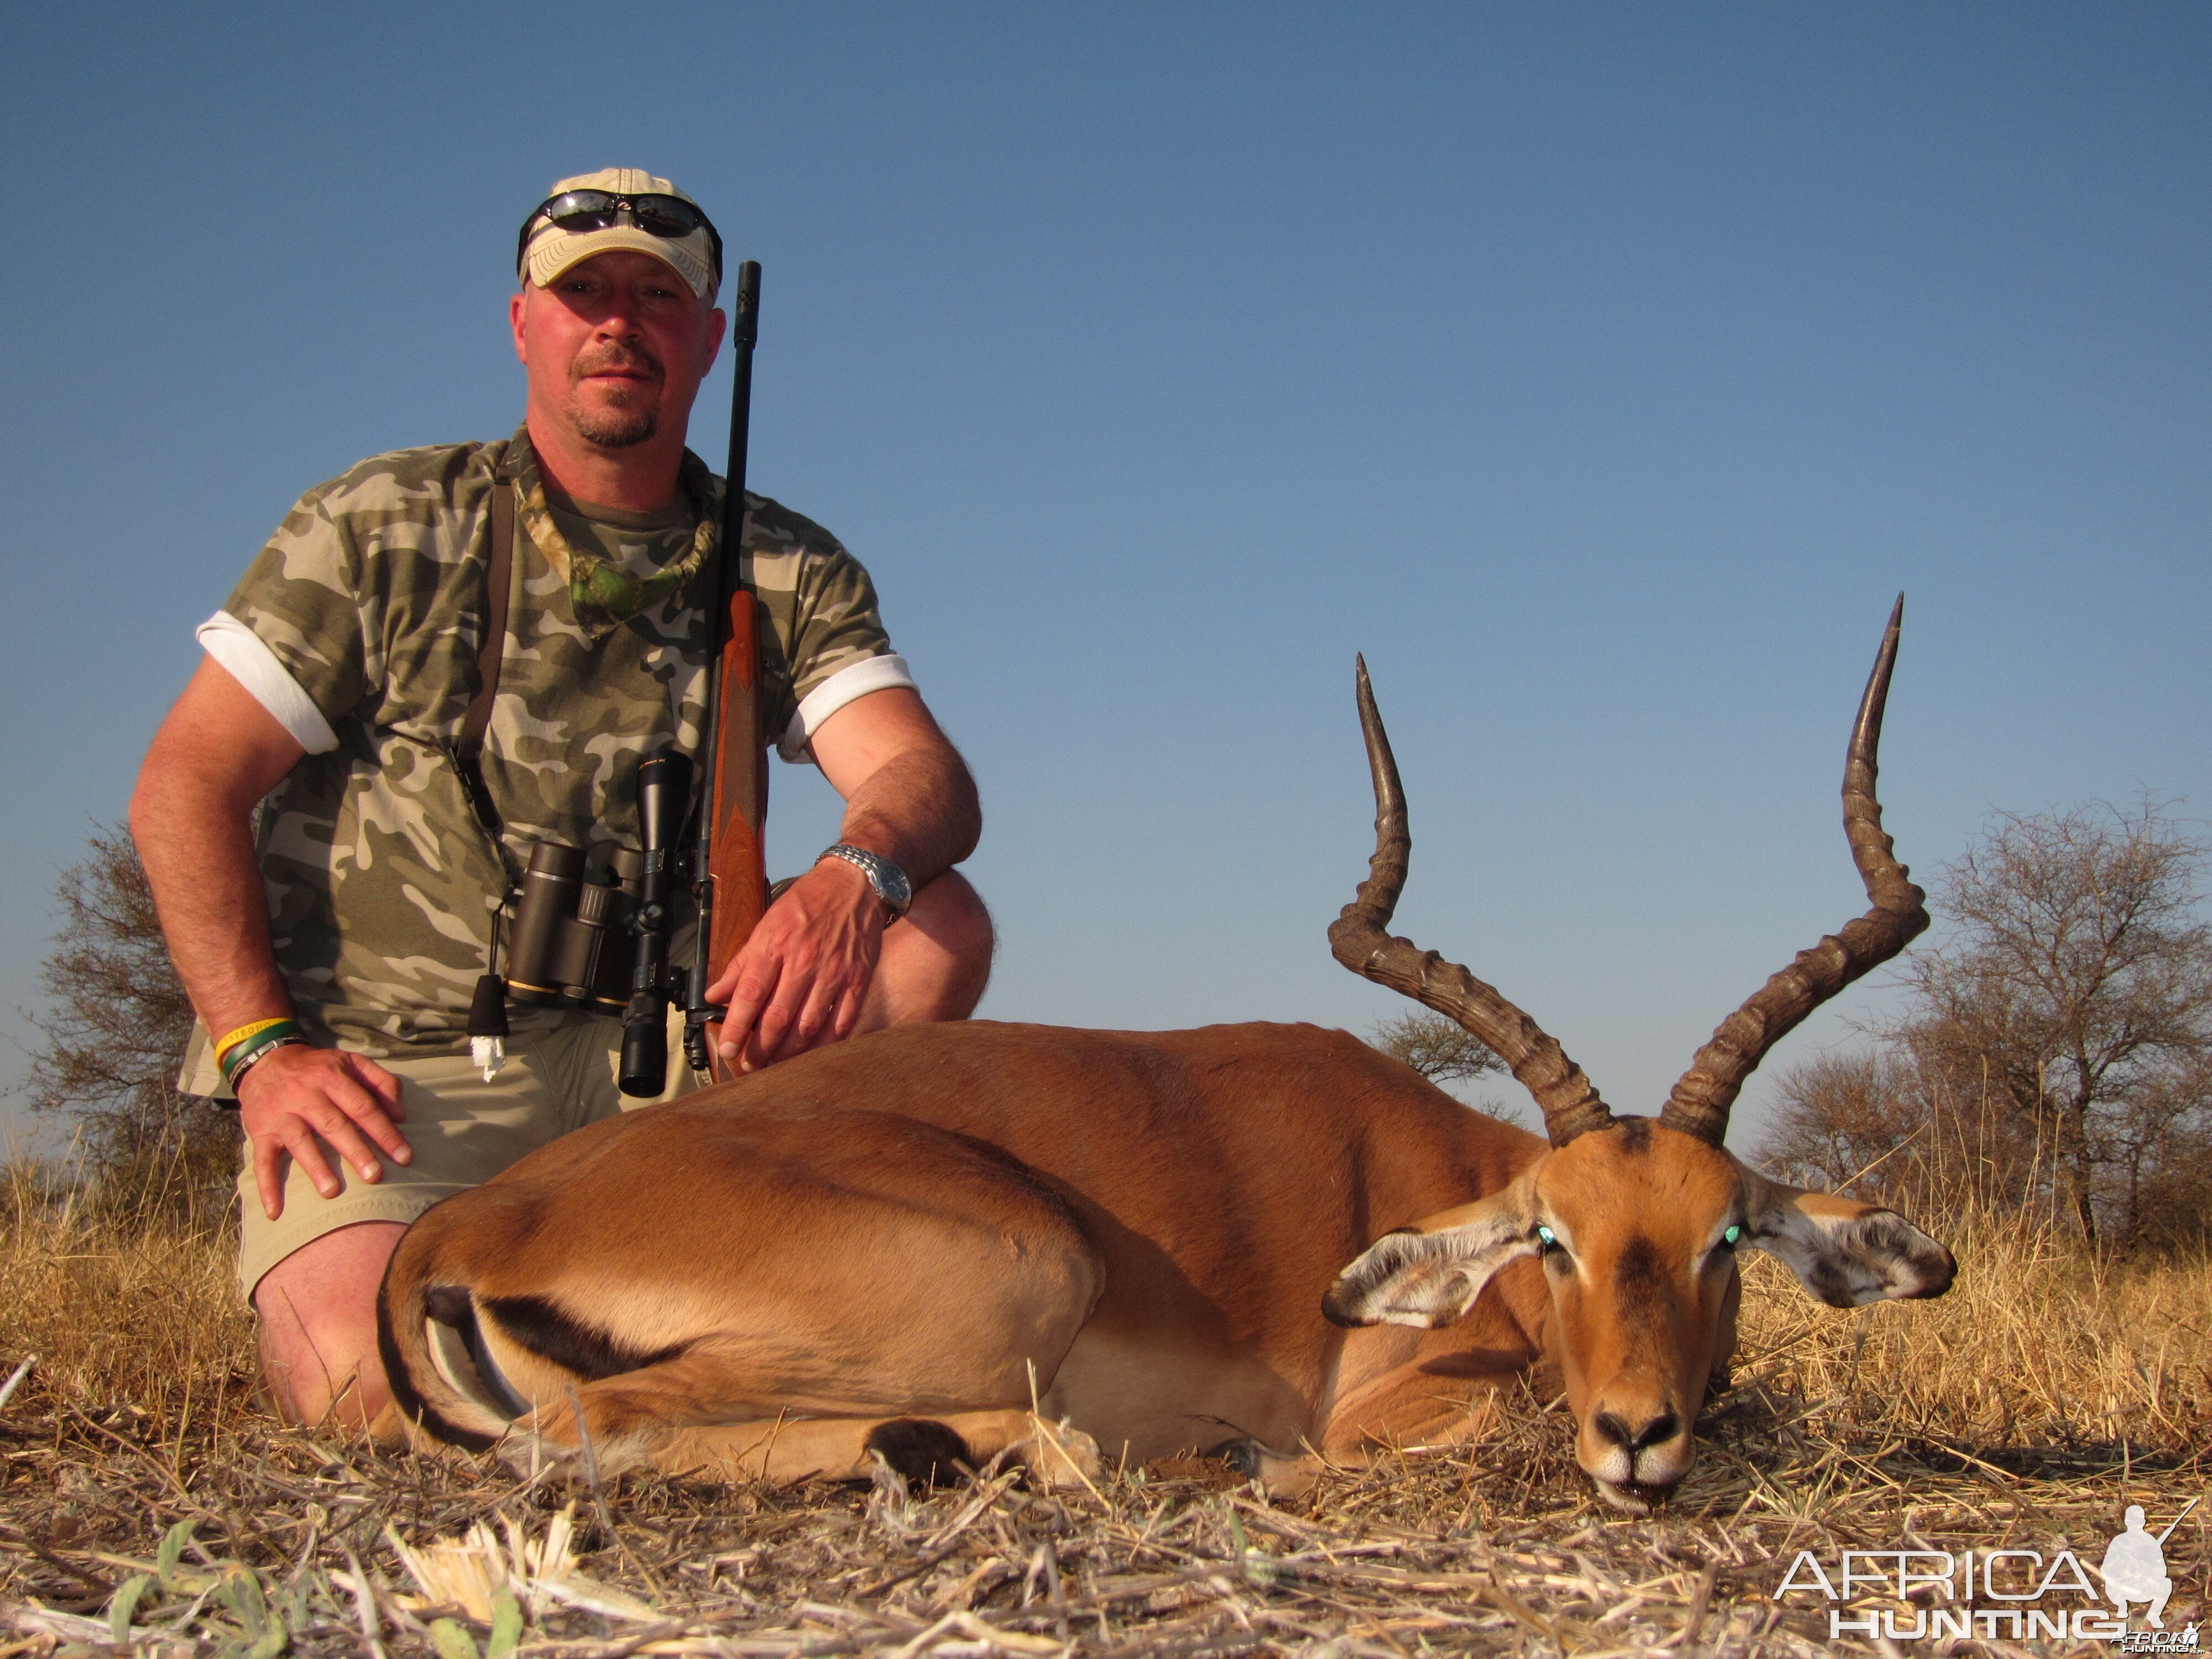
[131,169,992,1436]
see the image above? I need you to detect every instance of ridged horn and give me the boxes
[1659,596,1929,1145]
[1329,655,1614,1147]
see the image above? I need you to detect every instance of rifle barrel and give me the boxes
[2155,1495,2199,1545]
[683,260,762,1070]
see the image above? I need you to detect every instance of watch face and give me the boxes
[880,863,914,914]
[826,844,912,917]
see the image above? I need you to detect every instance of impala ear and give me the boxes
[1322,1185,1540,1329]
[1741,1175,1956,1308]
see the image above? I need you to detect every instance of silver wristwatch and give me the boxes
[817,843,913,922]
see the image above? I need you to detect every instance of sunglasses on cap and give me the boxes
[515,190,724,284]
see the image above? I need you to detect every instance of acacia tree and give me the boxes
[22,824,224,1221]
[1757,1045,2048,1215]
[2100,1049,2212,1247]
[1890,800,2212,1243]
[1367,1009,1530,1127]
[1756,1050,1918,1193]
[1371,1009,1505,1088]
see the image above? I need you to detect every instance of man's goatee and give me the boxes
[573,406,660,448]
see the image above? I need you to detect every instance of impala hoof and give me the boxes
[1258,1453,1323,1499]
[865,1417,973,1486]
[1018,1420,1102,1489]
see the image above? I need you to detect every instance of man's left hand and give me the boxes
[706,855,884,1070]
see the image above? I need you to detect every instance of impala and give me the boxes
[378,600,1954,1511]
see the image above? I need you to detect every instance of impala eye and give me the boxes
[1722,1224,1743,1248]
[1536,1225,1558,1249]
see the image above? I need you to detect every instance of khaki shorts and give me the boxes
[183,1010,699,1298]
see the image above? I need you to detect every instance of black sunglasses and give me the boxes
[516,190,724,286]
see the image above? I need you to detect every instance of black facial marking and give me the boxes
[1613,1118,1653,1155]
[482,1295,685,1380]
[864,1418,972,1485]
[1613,1234,1667,1319]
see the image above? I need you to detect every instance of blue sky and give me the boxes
[2,3,2206,1148]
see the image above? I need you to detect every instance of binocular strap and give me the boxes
[456,458,517,813]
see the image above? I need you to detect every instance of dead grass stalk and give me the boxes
[4,1164,2205,1657]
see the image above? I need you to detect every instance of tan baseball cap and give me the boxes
[518,168,721,299]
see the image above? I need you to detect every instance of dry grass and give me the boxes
[4,1169,2207,1657]
[1736,1204,2212,1456]
[0,1165,255,1448]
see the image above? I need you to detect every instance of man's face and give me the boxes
[509,251,726,452]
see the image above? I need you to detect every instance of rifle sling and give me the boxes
[455,460,515,828]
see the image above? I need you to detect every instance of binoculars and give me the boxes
[504,843,643,1015]
[502,753,693,1097]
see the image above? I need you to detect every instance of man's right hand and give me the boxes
[132,659,413,1223]
[236,1046,410,1220]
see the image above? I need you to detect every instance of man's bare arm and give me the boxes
[706,687,979,1067]
[131,658,407,1218]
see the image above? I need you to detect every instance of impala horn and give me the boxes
[1331,655,1614,1147]
[1659,596,1929,1146]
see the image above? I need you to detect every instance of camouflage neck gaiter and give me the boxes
[506,429,719,640]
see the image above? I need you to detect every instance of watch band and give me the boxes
[816,843,913,921]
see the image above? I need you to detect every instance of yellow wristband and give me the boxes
[214,1017,293,1063]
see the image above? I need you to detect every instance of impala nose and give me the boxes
[1593,1407,1681,1455]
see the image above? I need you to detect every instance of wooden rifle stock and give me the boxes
[705,587,768,971]
[684,260,768,1082]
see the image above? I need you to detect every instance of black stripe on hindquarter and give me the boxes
[374,1274,498,1453]
[425,1287,534,1419]
[481,1295,686,1379]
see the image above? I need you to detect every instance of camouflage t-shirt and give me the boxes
[223,427,897,1055]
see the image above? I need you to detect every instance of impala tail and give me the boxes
[375,1230,532,1452]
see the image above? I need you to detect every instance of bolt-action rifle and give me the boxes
[616,260,769,1094]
